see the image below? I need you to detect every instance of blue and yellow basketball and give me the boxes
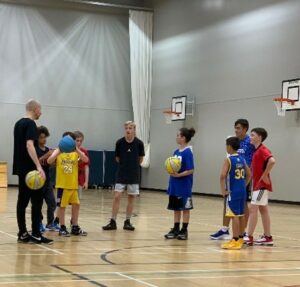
[58,135,76,153]
[25,170,46,190]
[165,156,181,174]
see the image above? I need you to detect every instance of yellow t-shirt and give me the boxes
[55,152,79,189]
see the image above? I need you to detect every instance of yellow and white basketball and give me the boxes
[25,170,45,190]
[165,156,181,174]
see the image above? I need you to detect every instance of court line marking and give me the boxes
[115,272,158,287]
[0,230,63,255]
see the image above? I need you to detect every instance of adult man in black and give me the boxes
[13,99,53,244]
[103,121,145,231]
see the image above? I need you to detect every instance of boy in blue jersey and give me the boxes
[210,119,254,240]
[165,128,196,240]
[220,137,251,250]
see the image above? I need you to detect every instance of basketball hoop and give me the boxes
[273,98,296,117]
[163,110,180,124]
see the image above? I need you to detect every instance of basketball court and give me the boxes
[1,0,300,286]
[0,187,299,287]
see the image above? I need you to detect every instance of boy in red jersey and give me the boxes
[246,128,275,246]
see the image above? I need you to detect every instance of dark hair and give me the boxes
[62,131,76,140]
[37,126,50,137]
[234,119,249,131]
[179,128,196,143]
[251,127,268,142]
[74,130,84,139]
[226,136,240,151]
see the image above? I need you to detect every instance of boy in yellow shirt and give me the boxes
[47,133,88,236]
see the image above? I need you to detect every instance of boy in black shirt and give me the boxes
[35,126,57,232]
[103,121,145,231]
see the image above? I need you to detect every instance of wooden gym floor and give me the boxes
[0,187,299,287]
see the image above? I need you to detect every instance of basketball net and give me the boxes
[273,98,295,117]
[163,111,180,124]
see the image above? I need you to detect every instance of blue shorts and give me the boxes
[225,195,245,217]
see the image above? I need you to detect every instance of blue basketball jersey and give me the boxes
[226,154,246,199]
[168,147,194,197]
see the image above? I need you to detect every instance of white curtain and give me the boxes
[129,10,153,168]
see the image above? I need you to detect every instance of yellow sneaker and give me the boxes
[221,239,236,249]
[236,238,244,249]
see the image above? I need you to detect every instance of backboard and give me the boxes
[282,78,300,111]
[171,95,187,121]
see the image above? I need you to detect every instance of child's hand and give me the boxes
[221,190,229,197]
[83,181,88,190]
[260,174,270,184]
[170,172,181,178]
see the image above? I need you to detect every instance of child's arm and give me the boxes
[76,147,88,163]
[83,165,89,189]
[260,157,275,184]
[171,170,193,177]
[245,164,251,186]
[47,148,60,165]
[220,158,230,197]
[39,149,54,166]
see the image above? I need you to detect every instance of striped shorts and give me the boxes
[251,189,269,206]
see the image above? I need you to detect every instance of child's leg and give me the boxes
[126,194,135,220]
[181,210,190,231]
[247,204,259,236]
[231,217,239,239]
[244,203,249,233]
[44,183,56,225]
[111,191,122,220]
[239,216,245,237]
[259,205,271,236]
[222,196,231,228]
[71,204,80,226]
[59,207,66,226]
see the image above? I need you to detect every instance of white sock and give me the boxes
[221,226,229,232]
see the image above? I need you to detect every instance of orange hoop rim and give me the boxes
[273,97,296,105]
[163,110,181,116]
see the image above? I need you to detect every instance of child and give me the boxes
[220,137,251,250]
[102,121,145,231]
[164,128,195,240]
[35,126,57,232]
[246,128,275,246]
[47,132,88,237]
[74,131,90,199]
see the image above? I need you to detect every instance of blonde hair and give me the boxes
[26,99,41,112]
[124,121,136,128]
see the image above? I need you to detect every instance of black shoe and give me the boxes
[177,229,188,240]
[102,219,117,230]
[30,235,54,245]
[59,225,70,237]
[71,225,87,236]
[164,228,179,239]
[17,232,31,243]
[123,219,135,231]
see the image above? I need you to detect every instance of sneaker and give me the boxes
[245,235,254,246]
[40,223,46,234]
[210,229,230,240]
[254,235,273,246]
[102,219,117,231]
[30,235,53,245]
[123,219,135,231]
[164,228,179,239]
[177,229,188,240]
[71,226,87,236]
[17,232,31,243]
[243,232,249,243]
[46,223,60,232]
[59,226,70,237]
[222,239,241,250]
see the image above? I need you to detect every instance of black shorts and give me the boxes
[167,195,193,211]
[246,182,252,202]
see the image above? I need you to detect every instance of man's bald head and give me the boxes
[26,99,42,120]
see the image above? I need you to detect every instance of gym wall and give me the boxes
[142,0,300,202]
[0,2,133,184]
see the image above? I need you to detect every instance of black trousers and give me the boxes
[40,180,56,225]
[17,174,43,237]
